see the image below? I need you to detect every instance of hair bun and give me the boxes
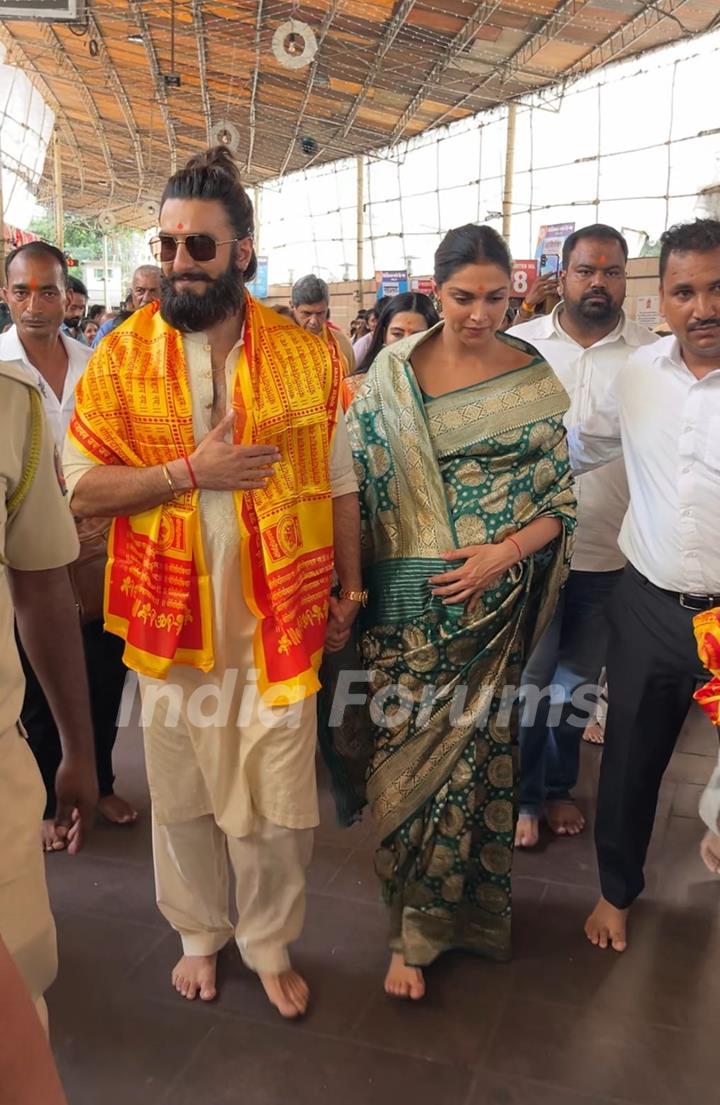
[184,146,244,185]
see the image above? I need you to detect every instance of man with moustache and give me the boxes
[508,226,658,848]
[569,219,720,951]
[61,276,88,343]
[290,274,355,374]
[0,242,135,843]
[63,147,362,1019]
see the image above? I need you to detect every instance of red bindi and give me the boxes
[176,223,184,230]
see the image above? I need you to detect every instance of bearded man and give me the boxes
[63,148,362,1019]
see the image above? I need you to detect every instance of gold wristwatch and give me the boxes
[338,588,368,607]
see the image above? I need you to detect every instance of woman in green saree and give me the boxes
[345,225,576,999]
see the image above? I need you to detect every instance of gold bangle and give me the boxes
[338,588,368,607]
[161,463,178,497]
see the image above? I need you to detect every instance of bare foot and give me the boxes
[545,800,586,836]
[97,793,138,825]
[584,897,628,952]
[259,969,310,1018]
[582,722,605,745]
[172,954,217,1001]
[384,952,425,1000]
[515,813,540,848]
[41,819,67,852]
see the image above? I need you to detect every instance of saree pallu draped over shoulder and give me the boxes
[345,328,576,965]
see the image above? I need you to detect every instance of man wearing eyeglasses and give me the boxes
[62,147,362,1021]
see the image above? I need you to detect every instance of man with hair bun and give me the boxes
[63,147,362,1018]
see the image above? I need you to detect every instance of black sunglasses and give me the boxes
[149,233,248,263]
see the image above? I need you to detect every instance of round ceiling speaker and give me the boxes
[211,119,241,154]
[272,20,318,70]
[97,210,116,232]
[139,197,160,223]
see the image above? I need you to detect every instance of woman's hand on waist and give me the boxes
[428,541,519,605]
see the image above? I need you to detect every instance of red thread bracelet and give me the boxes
[507,535,523,562]
[183,455,198,490]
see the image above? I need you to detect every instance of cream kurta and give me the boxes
[63,329,357,839]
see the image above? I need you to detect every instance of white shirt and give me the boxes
[509,306,659,572]
[0,324,91,448]
[569,336,720,593]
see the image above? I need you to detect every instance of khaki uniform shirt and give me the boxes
[0,361,79,734]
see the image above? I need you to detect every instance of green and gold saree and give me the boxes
[344,326,576,965]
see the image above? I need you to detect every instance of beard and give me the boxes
[160,260,245,333]
[571,290,619,324]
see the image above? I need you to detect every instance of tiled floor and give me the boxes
[45,704,720,1105]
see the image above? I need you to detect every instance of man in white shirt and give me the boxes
[1,242,135,847]
[508,226,659,848]
[569,218,720,952]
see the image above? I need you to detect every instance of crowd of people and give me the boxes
[1,143,720,1097]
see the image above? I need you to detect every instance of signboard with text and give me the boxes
[635,294,660,327]
[510,260,538,299]
[0,0,86,17]
[411,277,434,296]
[376,269,409,298]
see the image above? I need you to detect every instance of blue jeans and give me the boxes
[518,568,623,817]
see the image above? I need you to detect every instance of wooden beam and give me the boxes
[246,0,264,173]
[191,0,213,146]
[389,2,505,146]
[563,0,693,78]
[427,0,593,131]
[40,24,116,202]
[277,0,343,178]
[128,0,178,173]
[87,11,146,195]
[339,0,418,141]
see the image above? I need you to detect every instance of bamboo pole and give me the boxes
[356,154,365,309]
[53,129,64,249]
[502,101,517,242]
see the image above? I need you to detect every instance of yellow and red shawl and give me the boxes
[68,295,341,702]
[693,607,720,724]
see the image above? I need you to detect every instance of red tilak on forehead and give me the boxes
[28,277,39,291]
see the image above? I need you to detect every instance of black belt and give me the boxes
[630,566,720,611]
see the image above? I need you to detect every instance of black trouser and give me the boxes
[596,564,710,909]
[19,619,127,819]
